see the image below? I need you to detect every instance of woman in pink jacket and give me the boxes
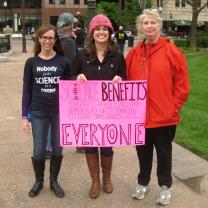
[126,9,190,206]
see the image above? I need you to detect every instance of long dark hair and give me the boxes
[84,29,118,62]
[33,24,64,56]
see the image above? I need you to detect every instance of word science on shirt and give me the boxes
[59,80,147,147]
[35,66,60,93]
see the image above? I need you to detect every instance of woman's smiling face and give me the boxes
[38,30,56,51]
[93,26,110,44]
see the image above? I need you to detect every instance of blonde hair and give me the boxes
[136,9,163,37]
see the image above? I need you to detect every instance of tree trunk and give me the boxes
[188,0,208,48]
[190,11,198,48]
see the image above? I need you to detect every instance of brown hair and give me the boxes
[84,29,118,62]
[33,24,64,56]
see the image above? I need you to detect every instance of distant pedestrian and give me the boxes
[30,26,36,41]
[126,9,190,206]
[74,22,86,51]
[114,25,128,54]
[30,26,35,35]
[22,24,71,198]
[57,12,77,62]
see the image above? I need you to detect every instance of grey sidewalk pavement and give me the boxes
[0,39,208,208]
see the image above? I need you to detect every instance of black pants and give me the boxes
[85,147,113,157]
[136,125,176,188]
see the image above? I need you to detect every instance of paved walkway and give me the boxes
[0,38,207,208]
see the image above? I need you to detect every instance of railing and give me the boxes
[0,36,11,53]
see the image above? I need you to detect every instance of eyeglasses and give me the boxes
[41,36,56,42]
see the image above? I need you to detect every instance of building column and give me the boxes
[14,13,18,32]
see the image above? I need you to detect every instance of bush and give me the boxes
[186,35,208,48]
[196,35,208,48]
[174,35,208,49]
[173,39,189,47]
[179,47,199,53]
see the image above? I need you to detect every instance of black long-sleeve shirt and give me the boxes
[22,54,71,117]
[72,49,126,81]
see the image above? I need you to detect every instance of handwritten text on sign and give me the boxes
[59,80,147,147]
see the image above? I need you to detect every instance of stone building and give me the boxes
[152,0,208,34]
[0,0,88,32]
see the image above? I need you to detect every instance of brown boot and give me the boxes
[85,152,100,198]
[101,155,113,193]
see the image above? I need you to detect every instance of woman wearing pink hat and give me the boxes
[72,14,126,199]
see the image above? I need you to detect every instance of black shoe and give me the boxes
[50,181,65,198]
[28,181,43,197]
[45,151,52,159]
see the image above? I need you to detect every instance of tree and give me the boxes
[120,0,141,32]
[187,0,208,48]
[96,0,141,31]
[137,0,152,9]
[96,2,119,27]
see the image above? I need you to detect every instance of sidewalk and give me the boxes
[0,39,207,208]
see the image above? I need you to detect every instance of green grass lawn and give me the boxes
[175,52,208,160]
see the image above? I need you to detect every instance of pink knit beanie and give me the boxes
[89,14,114,34]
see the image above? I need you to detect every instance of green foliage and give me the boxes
[196,35,208,48]
[175,52,208,160]
[121,0,142,32]
[174,39,189,48]
[178,47,199,53]
[146,0,152,8]
[96,0,142,33]
[96,2,119,26]
[173,34,208,52]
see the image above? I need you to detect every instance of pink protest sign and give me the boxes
[59,80,147,147]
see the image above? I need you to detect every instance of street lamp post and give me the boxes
[87,0,96,27]
[22,0,27,53]
[3,1,7,27]
[141,0,145,10]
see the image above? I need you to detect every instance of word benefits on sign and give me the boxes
[59,80,147,147]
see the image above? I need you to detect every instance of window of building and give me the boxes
[84,0,88,4]
[10,0,41,8]
[181,0,185,7]
[49,0,55,4]
[175,0,180,7]
[60,0,65,4]
[157,0,163,7]
[74,0,80,5]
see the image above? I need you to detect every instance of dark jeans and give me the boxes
[136,125,176,188]
[46,125,51,151]
[31,111,62,160]
[85,147,113,157]
[118,43,125,54]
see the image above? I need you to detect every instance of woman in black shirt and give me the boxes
[22,25,71,198]
[72,14,126,199]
